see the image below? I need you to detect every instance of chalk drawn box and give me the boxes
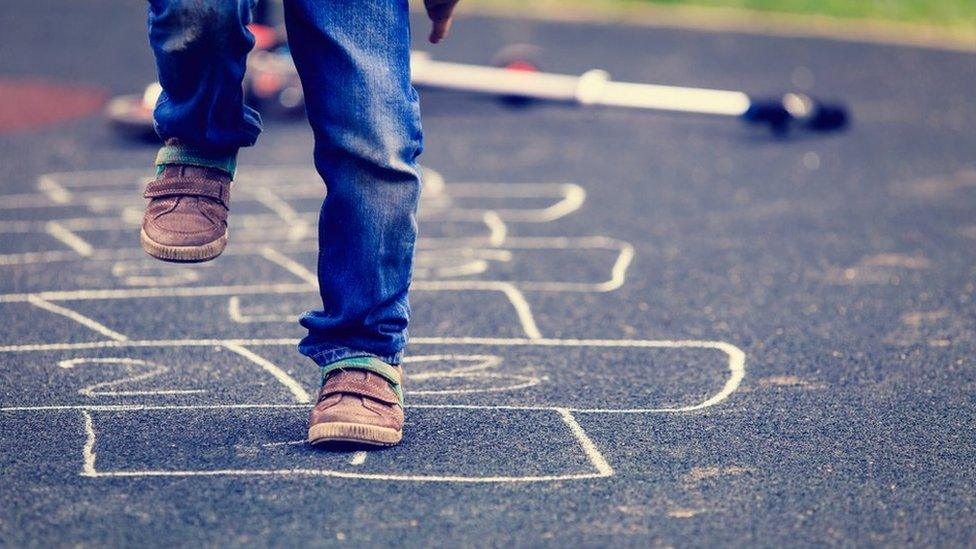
[81,406,610,483]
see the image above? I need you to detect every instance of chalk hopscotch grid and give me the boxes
[0,165,745,482]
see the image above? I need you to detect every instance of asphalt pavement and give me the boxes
[1,1,974,546]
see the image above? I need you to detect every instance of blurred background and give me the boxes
[0,0,973,142]
[484,0,976,27]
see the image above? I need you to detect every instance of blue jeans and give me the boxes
[147,0,424,366]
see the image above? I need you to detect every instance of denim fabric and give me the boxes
[147,0,262,152]
[147,0,424,367]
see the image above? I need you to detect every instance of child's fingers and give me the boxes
[425,0,458,43]
[429,18,453,44]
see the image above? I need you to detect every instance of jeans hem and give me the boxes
[155,144,238,176]
[302,345,403,368]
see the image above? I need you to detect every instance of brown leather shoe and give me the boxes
[140,164,232,262]
[308,358,404,447]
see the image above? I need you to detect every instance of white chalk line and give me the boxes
[27,295,128,341]
[499,184,586,222]
[2,221,628,266]
[45,221,93,257]
[483,211,507,247]
[419,183,586,224]
[409,372,543,396]
[233,212,315,229]
[603,241,635,292]
[0,250,80,266]
[251,188,311,241]
[259,247,318,286]
[513,238,635,292]
[433,248,512,261]
[35,167,151,189]
[495,283,542,339]
[3,404,310,412]
[0,217,136,233]
[221,343,311,404]
[260,440,307,448]
[228,296,293,323]
[75,406,608,482]
[1,237,634,299]
[415,259,489,279]
[404,354,543,395]
[0,248,139,266]
[171,256,546,338]
[0,337,745,414]
[0,193,67,209]
[0,338,297,353]
[412,280,542,339]
[0,282,316,304]
[420,165,445,197]
[556,408,614,477]
[36,175,73,204]
[404,354,502,372]
[80,467,609,483]
[98,390,207,396]
[81,410,97,477]
[0,235,308,265]
[58,357,205,398]
[1,400,690,414]
[111,260,205,288]
[227,296,247,323]
[441,182,577,198]
[425,236,635,293]
[413,248,512,279]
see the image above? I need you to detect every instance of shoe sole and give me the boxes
[140,228,227,263]
[308,422,403,447]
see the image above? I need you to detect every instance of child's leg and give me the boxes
[142,0,262,262]
[147,0,262,167]
[282,0,423,367]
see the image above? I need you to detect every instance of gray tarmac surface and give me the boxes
[1,1,975,546]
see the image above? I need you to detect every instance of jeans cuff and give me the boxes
[302,345,403,370]
[155,144,237,176]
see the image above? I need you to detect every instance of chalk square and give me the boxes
[0,346,317,409]
[83,407,608,482]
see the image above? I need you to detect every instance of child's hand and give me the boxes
[424,0,460,44]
